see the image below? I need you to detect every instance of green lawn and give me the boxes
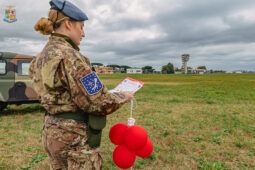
[0,74,255,170]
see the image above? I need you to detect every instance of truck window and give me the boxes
[0,59,6,75]
[17,60,30,76]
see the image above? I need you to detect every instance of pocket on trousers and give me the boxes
[44,125,79,156]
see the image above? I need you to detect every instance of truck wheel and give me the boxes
[0,102,7,112]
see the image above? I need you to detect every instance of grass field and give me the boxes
[0,73,255,170]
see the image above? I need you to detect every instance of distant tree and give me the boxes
[107,64,120,68]
[107,64,121,72]
[174,67,182,72]
[197,66,207,70]
[120,65,131,73]
[161,63,174,74]
[142,66,154,74]
[91,63,103,66]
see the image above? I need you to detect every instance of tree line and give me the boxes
[92,63,208,74]
[92,63,176,74]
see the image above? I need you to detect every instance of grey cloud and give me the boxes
[1,0,255,71]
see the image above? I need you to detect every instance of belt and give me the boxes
[46,110,88,122]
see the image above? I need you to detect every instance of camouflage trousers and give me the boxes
[42,115,102,170]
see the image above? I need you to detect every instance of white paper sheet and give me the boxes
[109,77,144,93]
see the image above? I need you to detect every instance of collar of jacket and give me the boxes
[51,33,80,51]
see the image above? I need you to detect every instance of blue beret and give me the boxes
[49,0,88,21]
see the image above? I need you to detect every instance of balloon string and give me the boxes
[130,99,133,118]
[127,98,137,126]
[130,98,137,118]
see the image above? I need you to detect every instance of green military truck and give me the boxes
[0,52,39,112]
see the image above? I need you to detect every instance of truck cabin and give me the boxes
[0,52,39,111]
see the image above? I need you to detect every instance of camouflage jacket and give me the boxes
[29,33,127,115]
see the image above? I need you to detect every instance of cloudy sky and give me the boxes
[1,0,255,71]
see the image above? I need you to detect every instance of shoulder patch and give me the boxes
[80,72,103,95]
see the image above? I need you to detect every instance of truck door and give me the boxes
[15,59,37,101]
[0,58,16,102]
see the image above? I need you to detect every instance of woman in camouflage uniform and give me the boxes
[29,0,133,169]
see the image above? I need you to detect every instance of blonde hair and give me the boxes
[34,9,69,35]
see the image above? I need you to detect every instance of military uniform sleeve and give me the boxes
[58,51,128,116]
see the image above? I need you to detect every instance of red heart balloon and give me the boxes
[109,123,128,145]
[112,145,136,169]
[135,138,153,158]
[124,125,148,151]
